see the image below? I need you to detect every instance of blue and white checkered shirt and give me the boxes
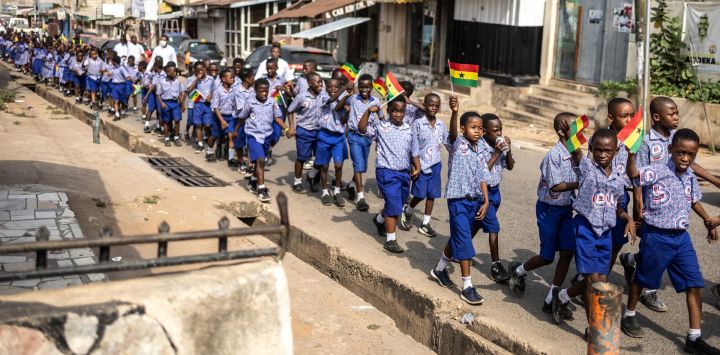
[211,85,236,115]
[637,128,676,168]
[479,139,507,188]
[156,76,185,101]
[238,96,282,144]
[636,160,701,230]
[347,95,384,132]
[365,120,419,171]
[319,92,347,133]
[573,156,625,236]
[287,90,326,131]
[445,137,490,200]
[412,115,448,173]
[537,141,578,206]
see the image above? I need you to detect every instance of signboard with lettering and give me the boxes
[683,2,720,74]
[324,1,376,19]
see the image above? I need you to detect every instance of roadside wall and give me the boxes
[0,261,292,355]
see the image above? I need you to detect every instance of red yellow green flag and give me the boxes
[271,89,285,107]
[565,114,590,152]
[384,72,404,102]
[373,78,387,98]
[134,84,143,96]
[448,61,479,88]
[616,107,644,153]
[339,63,358,82]
[189,89,203,103]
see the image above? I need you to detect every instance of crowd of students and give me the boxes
[4,29,720,352]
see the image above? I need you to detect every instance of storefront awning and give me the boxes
[158,10,183,20]
[96,16,132,27]
[230,0,281,9]
[259,0,376,26]
[292,17,370,39]
[372,0,422,2]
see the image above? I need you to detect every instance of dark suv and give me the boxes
[176,40,227,74]
[245,45,338,79]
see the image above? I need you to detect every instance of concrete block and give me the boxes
[0,190,8,199]
[87,273,105,282]
[10,214,34,221]
[26,198,37,210]
[35,211,57,219]
[0,256,26,263]
[69,248,93,258]
[39,277,82,289]
[3,262,34,272]
[5,237,36,244]
[37,193,60,201]
[48,250,69,259]
[11,278,41,287]
[94,314,174,355]
[69,223,83,239]
[56,259,73,268]
[0,211,9,221]
[0,325,63,355]
[0,230,31,237]
[63,313,98,355]
[2,219,56,230]
[73,257,96,266]
[58,193,68,202]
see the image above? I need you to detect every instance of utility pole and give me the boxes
[635,0,651,128]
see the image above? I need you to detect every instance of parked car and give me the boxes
[244,45,338,79]
[176,40,227,74]
[164,32,191,51]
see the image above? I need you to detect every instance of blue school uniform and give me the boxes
[536,141,578,262]
[364,119,419,217]
[68,57,86,88]
[16,44,30,66]
[110,64,129,102]
[238,96,282,161]
[124,65,138,101]
[211,84,237,137]
[189,75,215,127]
[31,48,44,76]
[411,115,448,200]
[474,138,508,234]
[185,75,197,125]
[142,69,160,113]
[316,91,349,166]
[445,137,490,260]
[403,104,423,125]
[232,84,254,149]
[156,76,185,123]
[633,161,704,292]
[42,51,55,79]
[636,128,676,168]
[261,74,288,145]
[84,58,103,93]
[287,89,325,162]
[572,156,625,275]
[347,94,384,174]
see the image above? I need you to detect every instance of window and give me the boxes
[224,1,292,59]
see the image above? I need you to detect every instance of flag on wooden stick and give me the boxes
[448,61,479,88]
[616,107,644,153]
[565,114,591,153]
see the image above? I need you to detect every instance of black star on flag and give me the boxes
[636,128,642,134]
[458,72,465,78]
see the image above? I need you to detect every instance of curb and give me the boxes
[10,67,549,355]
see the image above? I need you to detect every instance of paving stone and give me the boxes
[60,208,75,218]
[3,261,35,272]
[0,281,9,285]
[0,190,8,199]
[49,234,62,241]
[69,248,93,258]
[0,229,31,237]
[73,257,96,266]
[68,223,83,239]
[87,273,105,282]
[38,201,57,209]
[7,194,36,200]
[26,198,37,210]
[48,250,69,259]
[39,277,82,289]
[11,278,41,287]
[0,256,27,263]
[2,219,57,230]
[35,211,57,219]
[37,192,60,201]
[57,217,75,225]
[0,211,9,221]
[5,236,36,244]
[58,192,68,202]
[10,209,33,216]
[10,214,35,221]
[0,199,27,211]
[56,259,73,267]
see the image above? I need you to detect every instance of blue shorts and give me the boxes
[270,116,285,145]
[161,100,182,123]
[574,214,612,275]
[448,198,483,260]
[86,77,100,93]
[635,224,703,292]
[536,202,575,262]
[221,114,236,135]
[143,90,157,113]
[187,107,195,125]
[193,103,213,126]
[376,168,410,217]
[611,191,630,248]
[111,82,126,102]
[315,130,347,166]
[124,81,133,99]
[295,127,318,162]
[234,125,246,149]
[348,130,371,173]
[473,185,501,234]
[248,136,271,162]
[72,74,86,89]
[411,163,442,199]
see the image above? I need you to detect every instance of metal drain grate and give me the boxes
[143,157,227,187]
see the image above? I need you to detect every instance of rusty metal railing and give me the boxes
[0,193,290,282]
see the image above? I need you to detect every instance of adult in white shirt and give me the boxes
[113,34,130,60]
[254,42,294,81]
[149,35,178,67]
[128,35,145,62]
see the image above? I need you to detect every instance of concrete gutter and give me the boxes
[8,66,545,355]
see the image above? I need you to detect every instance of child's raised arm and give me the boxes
[358,105,378,134]
[448,96,459,143]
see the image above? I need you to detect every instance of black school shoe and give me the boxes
[383,240,403,253]
[460,286,484,305]
[542,301,573,320]
[257,188,271,203]
[373,215,386,237]
[292,183,304,194]
[490,262,511,283]
[685,336,720,354]
[418,224,436,237]
[430,268,455,288]
[306,174,320,193]
[356,198,369,212]
[620,315,644,338]
[508,261,525,295]
[551,288,571,324]
[346,184,356,201]
[321,193,332,206]
[333,194,345,207]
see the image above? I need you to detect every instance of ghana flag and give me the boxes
[189,89,203,103]
[448,61,479,88]
[339,63,359,82]
[617,107,644,153]
[384,72,404,102]
[565,114,590,153]
[133,84,143,96]
[373,78,387,98]
[271,88,285,107]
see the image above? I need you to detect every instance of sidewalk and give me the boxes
[7,64,720,354]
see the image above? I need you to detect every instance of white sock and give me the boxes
[623,309,636,319]
[334,186,341,194]
[376,214,385,224]
[228,149,236,160]
[294,177,302,185]
[308,168,318,179]
[462,276,473,290]
[435,254,451,272]
[174,136,180,140]
[357,191,365,201]
[642,289,656,296]
[628,253,636,266]
[144,121,149,127]
[545,285,557,304]
[558,289,570,304]
[258,184,266,189]
[688,329,701,341]
[322,189,329,197]
[198,141,204,147]
[516,264,527,277]
[422,214,431,225]
[386,232,396,242]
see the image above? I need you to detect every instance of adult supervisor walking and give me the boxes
[149,35,177,66]
[254,42,294,81]
[113,34,130,61]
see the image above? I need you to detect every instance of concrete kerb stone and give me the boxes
[17,64,539,355]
